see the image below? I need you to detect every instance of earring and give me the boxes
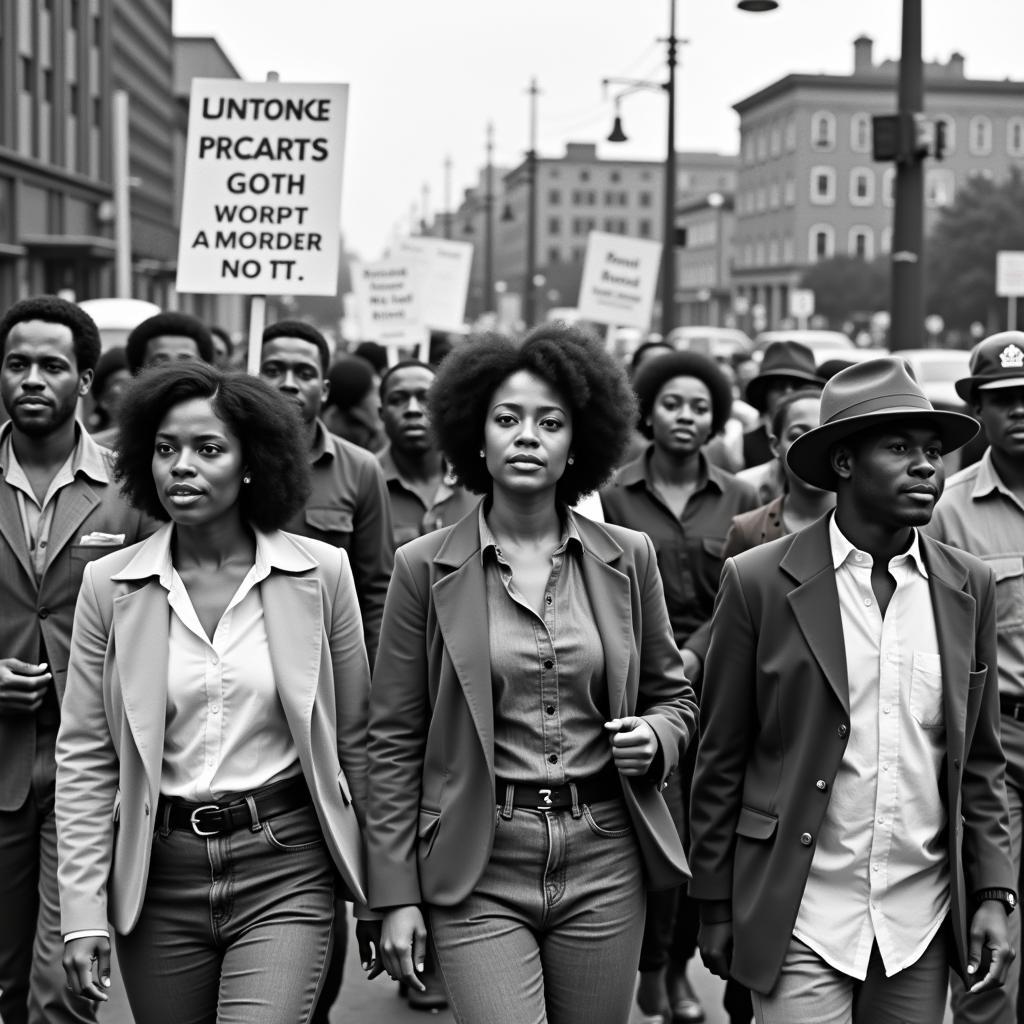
[479,449,485,458]
[242,473,252,484]
[567,455,575,465]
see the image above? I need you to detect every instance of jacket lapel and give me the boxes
[113,582,169,801]
[45,478,101,565]
[781,517,850,713]
[0,479,33,582]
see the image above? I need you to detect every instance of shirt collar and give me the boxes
[617,446,723,494]
[828,511,928,578]
[0,420,109,485]
[971,448,1012,500]
[309,419,333,464]
[477,501,582,565]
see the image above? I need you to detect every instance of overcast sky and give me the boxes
[173,1,1024,261]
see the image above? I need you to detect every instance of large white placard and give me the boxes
[396,237,473,332]
[996,251,1024,298]
[576,232,662,329]
[351,257,429,357]
[176,79,348,296]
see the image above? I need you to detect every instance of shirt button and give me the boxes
[815,779,827,791]
[883,705,891,714]
[38,607,49,619]
[545,595,553,605]
[211,705,219,714]
[863,598,873,607]
[877,817,885,825]
[800,833,812,846]
[548,754,558,764]
[207,759,214,767]
[838,724,848,738]
[872,864,879,871]
[882,763,889,772]
[544,659,554,670]
[546,705,555,715]
[39,541,46,548]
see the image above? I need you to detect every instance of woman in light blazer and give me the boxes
[55,364,378,1024]
[367,325,698,1024]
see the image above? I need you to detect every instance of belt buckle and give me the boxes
[189,804,222,837]
[536,787,553,810]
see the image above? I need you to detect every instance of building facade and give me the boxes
[732,36,1024,331]
[675,191,735,328]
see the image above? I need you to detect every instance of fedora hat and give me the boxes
[955,331,1024,402]
[745,340,825,411]
[787,357,979,491]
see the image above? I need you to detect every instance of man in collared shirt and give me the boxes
[0,297,153,1024]
[377,360,477,548]
[691,358,1015,1023]
[929,331,1024,1024]
[258,320,393,666]
[258,320,393,1024]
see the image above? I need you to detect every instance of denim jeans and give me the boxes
[428,796,646,1024]
[116,804,336,1024]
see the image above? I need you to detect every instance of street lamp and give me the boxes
[605,0,680,337]
[739,0,925,349]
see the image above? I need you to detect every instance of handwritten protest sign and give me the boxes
[351,257,429,360]
[395,237,473,333]
[176,79,348,296]
[577,231,663,330]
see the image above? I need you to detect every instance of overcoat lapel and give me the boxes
[113,582,169,801]
[0,477,34,582]
[782,519,850,713]
[45,480,100,567]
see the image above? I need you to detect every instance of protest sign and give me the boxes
[576,232,662,330]
[176,79,348,296]
[396,237,473,332]
[351,257,429,361]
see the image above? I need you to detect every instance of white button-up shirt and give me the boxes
[151,525,299,802]
[793,516,949,979]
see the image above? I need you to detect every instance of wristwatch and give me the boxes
[975,888,1018,915]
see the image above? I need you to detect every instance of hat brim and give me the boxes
[786,407,980,491]
[746,370,825,411]
[956,374,1024,400]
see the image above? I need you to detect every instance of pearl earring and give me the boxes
[567,456,575,465]
[479,449,485,458]
[243,473,252,484]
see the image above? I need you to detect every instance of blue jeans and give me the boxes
[116,804,336,1024]
[428,796,646,1024]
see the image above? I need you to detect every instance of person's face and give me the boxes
[259,337,327,425]
[771,395,824,494]
[763,379,798,417]
[833,420,946,529]
[483,370,572,497]
[97,368,132,422]
[151,397,246,528]
[1,319,90,437]
[144,335,202,369]
[381,366,435,455]
[973,387,1024,461]
[649,375,714,457]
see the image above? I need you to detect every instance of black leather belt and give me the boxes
[496,764,622,810]
[157,776,312,837]
[1000,695,1024,722]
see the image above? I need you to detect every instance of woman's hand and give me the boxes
[380,905,428,992]
[604,717,659,776]
[63,936,111,1002]
[356,918,384,978]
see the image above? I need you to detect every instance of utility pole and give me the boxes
[524,77,541,326]
[443,154,453,240]
[661,0,678,337]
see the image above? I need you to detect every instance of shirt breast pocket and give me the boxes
[910,651,944,728]
[985,555,1024,632]
[304,507,354,547]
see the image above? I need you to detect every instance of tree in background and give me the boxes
[927,167,1024,331]
[799,255,890,327]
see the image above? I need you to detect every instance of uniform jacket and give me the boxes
[721,495,786,559]
[689,514,1014,993]
[54,527,371,936]
[0,431,152,811]
[365,505,697,911]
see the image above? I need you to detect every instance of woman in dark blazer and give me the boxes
[366,324,697,1024]
[56,365,377,1024]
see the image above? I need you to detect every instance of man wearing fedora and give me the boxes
[929,331,1024,1024]
[690,357,1016,1022]
[739,341,825,503]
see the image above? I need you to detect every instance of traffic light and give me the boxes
[913,114,935,158]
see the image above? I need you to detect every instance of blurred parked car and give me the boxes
[668,326,754,363]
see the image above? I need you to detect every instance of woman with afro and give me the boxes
[365,322,697,1023]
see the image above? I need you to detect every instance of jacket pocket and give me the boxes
[968,665,988,691]
[735,805,777,840]
[304,507,354,544]
[337,767,351,806]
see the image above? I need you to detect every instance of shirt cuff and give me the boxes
[64,930,110,943]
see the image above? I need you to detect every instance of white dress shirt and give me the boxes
[149,525,300,802]
[793,515,950,979]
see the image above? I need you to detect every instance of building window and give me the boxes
[850,113,872,153]
[935,115,956,154]
[969,115,993,155]
[756,131,768,162]
[770,125,782,157]
[808,224,835,263]
[571,246,585,262]
[849,168,875,206]
[783,234,795,263]
[638,219,652,238]
[639,191,652,208]
[1008,118,1024,157]
[548,189,561,205]
[756,187,767,212]
[548,217,561,235]
[548,247,561,264]
[610,170,620,183]
[785,115,797,151]
[849,226,874,260]
[744,243,753,267]
[881,167,896,207]
[784,177,796,206]
[926,169,956,208]
[743,133,755,164]
[811,111,836,151]
[768,237,780,265]
[580,170,590,182]
[755,240,766,266]
[769,183,780,209]
[810,165,836,205]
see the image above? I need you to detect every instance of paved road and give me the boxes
[98,918,955,1023]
